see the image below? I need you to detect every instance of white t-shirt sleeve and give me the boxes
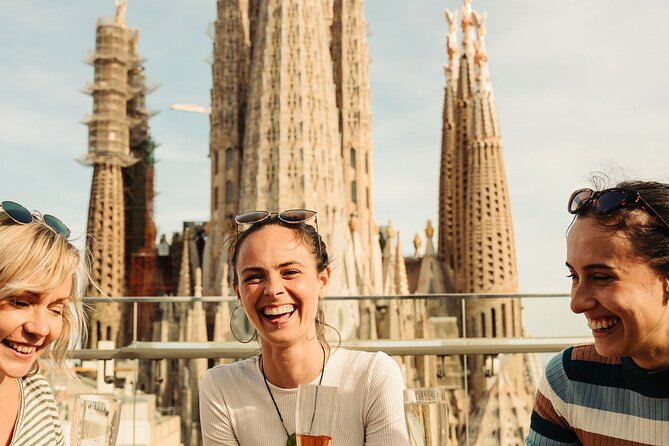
[363,353,409,446]
[199,368,241,446]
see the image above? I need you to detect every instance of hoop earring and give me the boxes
[230,305,257,344]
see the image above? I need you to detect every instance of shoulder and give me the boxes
[200,356,260,394]
[21,373,57,402]
[330,349,403,385]
[331,349,399,371]
[15,374,64,446]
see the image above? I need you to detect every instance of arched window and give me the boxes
[225,147,234,169]
[350,148,356,168]
[225,181,233,204]
[351,181,357,203]
[491,308,497,338]
[213,151,219,175]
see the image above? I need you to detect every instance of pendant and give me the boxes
[287,433,297,446]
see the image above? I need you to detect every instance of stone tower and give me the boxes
[82,1,141,346]
[206,0,386,340]
[436,2,532,442]
[124,32,158,341]
[239,0,359,337]
[205,0,252,296]
[330,0,384,338]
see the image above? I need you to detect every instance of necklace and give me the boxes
[260,344,327,446]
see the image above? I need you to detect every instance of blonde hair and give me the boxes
[0,213,88,374]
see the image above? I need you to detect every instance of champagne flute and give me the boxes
[70,394,122,446]
[295,384,337,446]
[403,386,449,446]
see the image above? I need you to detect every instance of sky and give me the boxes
[2,1,668,340]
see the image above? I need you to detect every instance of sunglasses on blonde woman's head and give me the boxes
[568,188,669,232]
[0,200,71,238]
[235,209,321,257]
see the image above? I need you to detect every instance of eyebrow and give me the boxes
[239,261,305,276]
[565,262,615,271]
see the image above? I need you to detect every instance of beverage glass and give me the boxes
[70,394,122,446]
[403,386,449,446]
[295,384,337,446]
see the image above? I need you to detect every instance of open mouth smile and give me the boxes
[2,339,39,355]
[261,304,296,325]
[587,317,620,334]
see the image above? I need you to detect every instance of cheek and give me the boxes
[47,317,64,343]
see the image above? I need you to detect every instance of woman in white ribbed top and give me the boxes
[199,210,409,446]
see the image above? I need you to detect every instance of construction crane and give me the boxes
[170,104,211,115]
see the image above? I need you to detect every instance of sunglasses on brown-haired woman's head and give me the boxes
[235,209,321,258]
[568,188,669,232]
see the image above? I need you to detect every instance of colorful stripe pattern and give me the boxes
[526,344,669,446]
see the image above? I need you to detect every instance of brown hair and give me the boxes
[228,215,338,347]
[577,179,669,276]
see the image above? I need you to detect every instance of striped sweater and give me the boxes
[11,373,65,446]
[527,344,669,446]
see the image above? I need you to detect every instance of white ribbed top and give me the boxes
[200,348,409,445]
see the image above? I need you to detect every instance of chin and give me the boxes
[593,340,625,359]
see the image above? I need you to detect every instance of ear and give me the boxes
[232,282,242,303]
[664,275,669,301]
[318,266,331,298]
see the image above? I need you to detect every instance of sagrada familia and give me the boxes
[81,0,539,444]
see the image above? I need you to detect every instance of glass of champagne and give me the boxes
[295,384,337,446]
[70,394,122,446]
[403,386,449,446]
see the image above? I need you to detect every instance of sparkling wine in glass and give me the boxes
[404,386,449,446]
[70,394,122,446]
[295,384,337,446]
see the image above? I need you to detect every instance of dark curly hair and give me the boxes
[575,179,669,276]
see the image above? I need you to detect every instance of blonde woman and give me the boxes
[0,201,87,446]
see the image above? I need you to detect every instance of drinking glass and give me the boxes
[295,384,337,446]
[403,386,449,446]
[70,394,122,446]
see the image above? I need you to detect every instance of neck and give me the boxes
[260,339,328,388]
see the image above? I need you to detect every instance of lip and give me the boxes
[259,304,296,326]
[587,316,621,338]
[1,339,41,357]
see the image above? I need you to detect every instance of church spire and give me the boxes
[205,0,252,295]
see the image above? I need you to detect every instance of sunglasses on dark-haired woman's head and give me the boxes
[235,209,321,257]
[0,200,71,238]
[568,188,669,232]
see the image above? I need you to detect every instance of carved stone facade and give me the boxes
[205,0,386,341]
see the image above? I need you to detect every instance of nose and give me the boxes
[263,274,285,298]
[570,284,596,314]
[23,309,50,338]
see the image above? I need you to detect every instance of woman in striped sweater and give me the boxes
[527,181,669,445]
[0,201,87,446]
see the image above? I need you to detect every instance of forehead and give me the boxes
[237,225,314,265]
[567,217,634,264]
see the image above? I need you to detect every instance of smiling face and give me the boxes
[567,217,669,369]
[233,225,329,350]
[0,278,70,379]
